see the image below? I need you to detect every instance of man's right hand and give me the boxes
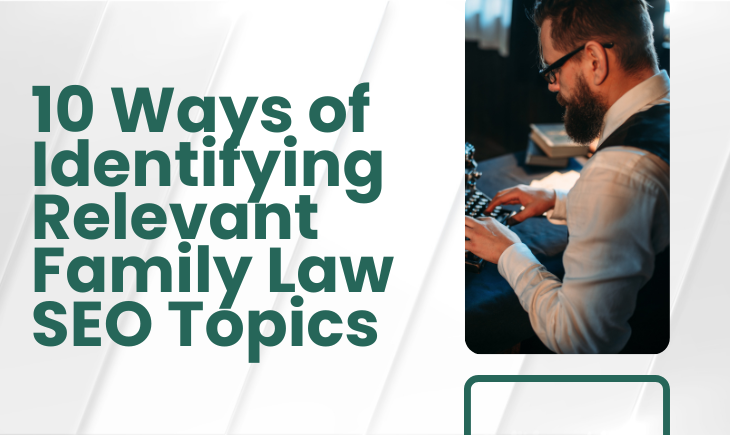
[485,185,557,224]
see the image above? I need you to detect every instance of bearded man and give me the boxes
[465,0,669,353]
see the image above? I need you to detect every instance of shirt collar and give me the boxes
[595,70,670,150]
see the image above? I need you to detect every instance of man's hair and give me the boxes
[532,0,658,75]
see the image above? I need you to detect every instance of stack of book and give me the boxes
[525,123,590,167]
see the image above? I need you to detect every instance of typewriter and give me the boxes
[465,143,517,273]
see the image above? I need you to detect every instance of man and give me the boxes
[464,0,669,353]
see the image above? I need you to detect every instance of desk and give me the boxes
[465,151,585,353]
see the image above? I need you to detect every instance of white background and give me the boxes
[0,1,725,434]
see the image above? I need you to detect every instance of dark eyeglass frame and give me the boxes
[539,42,614,84]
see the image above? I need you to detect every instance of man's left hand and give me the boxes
[465,216,522,264]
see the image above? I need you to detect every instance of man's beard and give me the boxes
[557,73,608,145]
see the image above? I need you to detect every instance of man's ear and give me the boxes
[584,41,609,86]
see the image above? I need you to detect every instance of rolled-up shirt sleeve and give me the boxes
[497,158,663,353]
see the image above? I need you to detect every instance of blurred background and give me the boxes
[465,0,670,161]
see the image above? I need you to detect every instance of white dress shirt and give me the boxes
[497,71,670,353]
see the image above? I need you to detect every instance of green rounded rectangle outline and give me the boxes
[464,375,669,435]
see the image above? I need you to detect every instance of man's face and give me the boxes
[540,19,608,145]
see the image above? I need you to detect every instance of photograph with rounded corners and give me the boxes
[465,0,670,354]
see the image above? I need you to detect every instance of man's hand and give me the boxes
[485,185,556,223]
[465,216,522,264]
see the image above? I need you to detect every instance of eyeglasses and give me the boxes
[539,42,614,84]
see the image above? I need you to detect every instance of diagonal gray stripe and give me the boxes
[493,357,527,433]
[223,3,390,434]
[0,1,109,311]
[73,9,239,434]
[670,141,730,317]
[364,176,462,435]
[632,135,730,425]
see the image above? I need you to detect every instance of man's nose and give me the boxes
[548,78,560,93]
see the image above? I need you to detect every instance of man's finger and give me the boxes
[494,185,525,199]
[493,187,513,199]
[508,209,531,224]
[476,216,497,224]
[486,190,519,212]
[465,216,480,228]
[473,217,497,233]
[479,216,504,232]
[465,226,477,239]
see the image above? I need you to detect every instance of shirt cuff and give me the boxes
[497,242,542,299]
[545,188,569,224]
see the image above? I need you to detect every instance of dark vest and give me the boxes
[597,103,670,354]
[597,103,669,165]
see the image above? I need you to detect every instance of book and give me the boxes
[525,138,569,168]
[529,123,590,158]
